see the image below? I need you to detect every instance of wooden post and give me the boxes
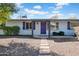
[32,21,34,37]
[48,21,50,39]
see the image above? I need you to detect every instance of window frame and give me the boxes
[23,22,26,30]
[67,21,71,30]
[22,21,35,30]
[56,22,59,30]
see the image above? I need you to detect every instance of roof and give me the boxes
[10,19,79,21]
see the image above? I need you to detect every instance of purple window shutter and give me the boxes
[33,22,35,30]
[23,22,25,30]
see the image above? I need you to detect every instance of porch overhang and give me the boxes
[10,19,79,21]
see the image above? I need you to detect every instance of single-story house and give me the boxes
[0,19,79,38]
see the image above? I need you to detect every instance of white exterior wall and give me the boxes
[50,21,74,35]
[6,21,32,35]
[5,21,75,36]
[58,21,74,35]
[6,21,48,36]
[33,22,40,35]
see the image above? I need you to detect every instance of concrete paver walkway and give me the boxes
[39,39,50,55]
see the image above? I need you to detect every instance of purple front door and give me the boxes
[41,22,46,34]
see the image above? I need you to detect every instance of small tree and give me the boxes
[0,3,18,24]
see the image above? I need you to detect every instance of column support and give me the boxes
[48,21,50,39]
[32,21,34,37]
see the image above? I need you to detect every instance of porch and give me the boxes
[33,35,75,39]
[31,20,77,39]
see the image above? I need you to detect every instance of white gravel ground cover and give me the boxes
[48,39,79,56]
[0,36,79,56]
[0,38,40,56]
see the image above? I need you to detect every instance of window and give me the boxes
[23,22,35,30]
[67,21,71,30]
[23,22,25,30]
[26,22,32,29]
[29,22,32,29]
[26,23,29,29]
[56,22,59,30]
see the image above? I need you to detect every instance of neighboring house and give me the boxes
[0,19,79,38]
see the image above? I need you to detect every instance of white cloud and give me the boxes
[25,8,48,15]
[68,13,77,19]
[33,5,42,9]
[48,13,63,19]
[16,3,24,8]
[56,3,69,6]
[52,10,60,14]
[54,3,69,10]
[11,13,19,19]
[54,5,63,10]
[50,3,69,19]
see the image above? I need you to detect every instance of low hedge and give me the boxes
[53,31,64,36]
[74,33,77,37]
[58,31,64,36]
[53,32,58,36]
[1,26,20,35]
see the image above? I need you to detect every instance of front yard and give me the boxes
[0,38,40,56]
[48,38,79,56]
[0,36,79,56]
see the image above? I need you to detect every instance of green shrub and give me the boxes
[0,23,5,28]
[2,26,20,35]
[74,33,77,37]
[53,32,58,36]
[12,26,20,35]
[53,31,64,36]
[58,31,64,36]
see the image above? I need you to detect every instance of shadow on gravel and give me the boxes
[50,51,64,56]
[0,42,39,56]
[0,35,43,40]
[0,35,33,39]
[39,51,63,56]
[49,37,79,42]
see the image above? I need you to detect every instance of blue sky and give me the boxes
[11,3,79,19]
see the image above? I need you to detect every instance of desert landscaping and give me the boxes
[0,3,79,56]
[0,27,78,56]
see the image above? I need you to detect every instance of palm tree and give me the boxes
[0,3,18,24]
